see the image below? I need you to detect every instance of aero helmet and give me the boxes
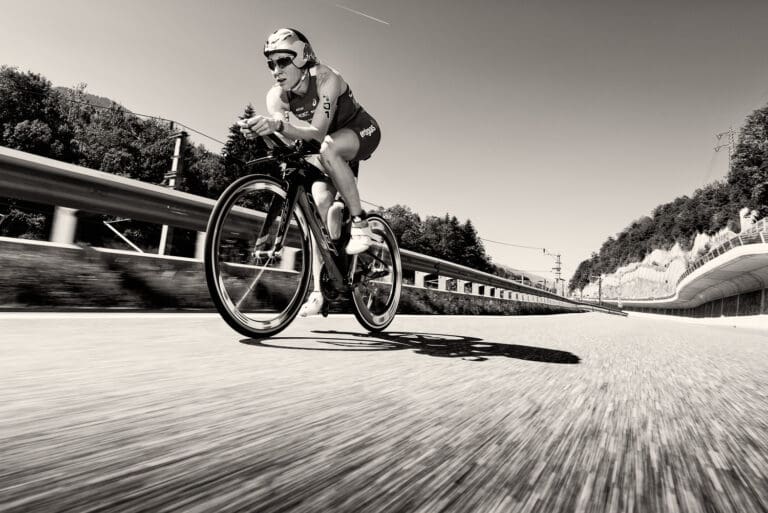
[263,28,317,68]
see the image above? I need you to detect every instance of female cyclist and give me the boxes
[239,27,382,316]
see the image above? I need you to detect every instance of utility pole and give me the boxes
[590,274,602,305]
[544,250,563,296]
[598,276,602,305]
[159,125,188,256]
[715,127,735,173]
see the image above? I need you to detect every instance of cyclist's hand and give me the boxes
[237,118,256,139]
[243,115,281,137]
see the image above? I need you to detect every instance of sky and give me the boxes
[3,0,768,283]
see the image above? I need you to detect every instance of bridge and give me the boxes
[2,147,768,512]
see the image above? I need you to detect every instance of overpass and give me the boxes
[586,219,768,318]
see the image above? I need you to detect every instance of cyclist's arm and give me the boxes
[265,86,290,130]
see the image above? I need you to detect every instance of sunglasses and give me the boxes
[267,57,294,71]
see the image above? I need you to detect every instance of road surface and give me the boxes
[1,312,768,512]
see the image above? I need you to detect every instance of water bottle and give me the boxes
[328,200,345,240]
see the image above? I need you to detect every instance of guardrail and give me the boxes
[677,218,768,284]
[0,146,592,311]
[581,220,768,308]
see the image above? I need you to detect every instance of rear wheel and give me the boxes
[204,174,312,338]
[350,214,402,331]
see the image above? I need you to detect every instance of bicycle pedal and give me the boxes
[321,301,330,318]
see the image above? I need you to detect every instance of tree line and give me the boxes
[0,67,534,285]
[569,103,768,292]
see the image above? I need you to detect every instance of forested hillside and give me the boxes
[0,67,538,286]
[569,103,768,293]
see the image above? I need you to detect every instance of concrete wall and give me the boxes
[624,288,767,318]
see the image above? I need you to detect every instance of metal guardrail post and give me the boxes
[159,130,188,256]
[194,232,206,260]
[279,247,299,271]
[50,206,78,244]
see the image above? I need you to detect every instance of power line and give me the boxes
[479,238,545,251]
[361,199,385,210]
[173,123,226,147]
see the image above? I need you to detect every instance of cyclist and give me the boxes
[239,27,382,317]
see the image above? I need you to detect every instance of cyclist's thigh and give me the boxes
[339,111,380,161]
[326,128,360,161]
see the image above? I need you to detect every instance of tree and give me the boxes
[179,144,225,199]
[382,204,427,253]
[570,101,768,292]
[0,66,75,161]
[459,219,492,272]
[216,104,275,196]
[729,104,768,219]
[0,199,50,240]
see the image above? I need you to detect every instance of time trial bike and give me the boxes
[203,135,402,338]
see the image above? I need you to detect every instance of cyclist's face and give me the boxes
[268,52,301,90]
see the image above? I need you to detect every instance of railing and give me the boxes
[0,146,593,310]
[581,219,768,308]
[677,218,768,284]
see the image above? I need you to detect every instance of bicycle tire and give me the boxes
[204,174,312,338]
[350,214,402,332]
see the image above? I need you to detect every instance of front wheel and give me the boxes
[204,174,313,339]
[350,214,402,332]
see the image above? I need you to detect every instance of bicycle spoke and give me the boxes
[350,214,402,332]
[234,256,274,309]
[205,175,312,338]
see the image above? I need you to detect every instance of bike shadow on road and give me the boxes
[241,330,580,364]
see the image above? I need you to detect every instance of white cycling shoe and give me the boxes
[346,221,374,255]
[299,291,324,317]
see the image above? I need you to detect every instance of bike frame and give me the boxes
[207,136,401,337]
[258,161,353,293]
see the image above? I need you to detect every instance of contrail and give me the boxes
[334,4,390,25]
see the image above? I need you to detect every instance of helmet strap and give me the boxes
[290,68,310,93]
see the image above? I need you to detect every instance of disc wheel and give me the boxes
[204,174,312,338]
[350,214,402,331]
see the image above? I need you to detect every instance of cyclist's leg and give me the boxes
[319,129,377,254]
[319,129,362,216]
[300,180,335,317]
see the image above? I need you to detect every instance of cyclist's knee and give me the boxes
[319,135,339,166]
[320,134,335,154]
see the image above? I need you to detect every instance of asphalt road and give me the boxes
[2,312,768,513]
